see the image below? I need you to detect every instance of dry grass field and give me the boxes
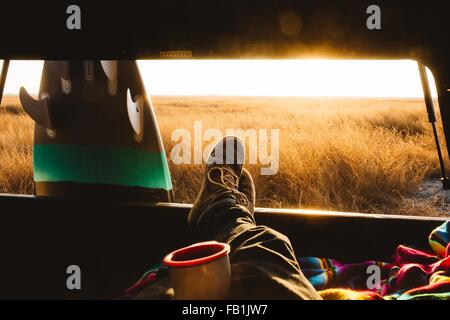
[0,95,448,217]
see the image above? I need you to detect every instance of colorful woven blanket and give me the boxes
[300,221,450,300]
[124,221,450,300]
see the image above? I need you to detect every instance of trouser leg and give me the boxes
[198,201,322,300]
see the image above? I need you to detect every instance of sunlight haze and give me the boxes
[0,59,437,98]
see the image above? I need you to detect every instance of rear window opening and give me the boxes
[0,59,447,217]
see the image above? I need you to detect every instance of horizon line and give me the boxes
[1,93,428,100]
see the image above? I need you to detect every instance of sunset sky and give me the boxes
[0,59,437,98]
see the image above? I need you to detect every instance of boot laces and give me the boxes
[207,167,248,206]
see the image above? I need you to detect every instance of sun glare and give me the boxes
[0,59,437,98]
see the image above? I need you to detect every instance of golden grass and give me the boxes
[0,101,34,194]
[0,95,448,217]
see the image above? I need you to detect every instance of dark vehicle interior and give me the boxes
[0,0,449,298]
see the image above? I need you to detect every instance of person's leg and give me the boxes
[188,136,321,300]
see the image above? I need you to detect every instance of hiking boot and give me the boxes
[238,168,256,214]
[188,136,248,233]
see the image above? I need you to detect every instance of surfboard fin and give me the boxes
[48,61,71,94]
[126,89,144,142]
[19,87,54,131]
[101,61,118,95]
[83,61,96,82]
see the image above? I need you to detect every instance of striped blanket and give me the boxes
[124,221,450,300]
[302,221,450,300]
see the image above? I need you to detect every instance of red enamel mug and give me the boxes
[163,241,231,300]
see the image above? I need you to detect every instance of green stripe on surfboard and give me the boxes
[34,144,172,190]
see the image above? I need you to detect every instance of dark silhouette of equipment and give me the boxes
[418,62,450,190]
[0,59,9,104]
